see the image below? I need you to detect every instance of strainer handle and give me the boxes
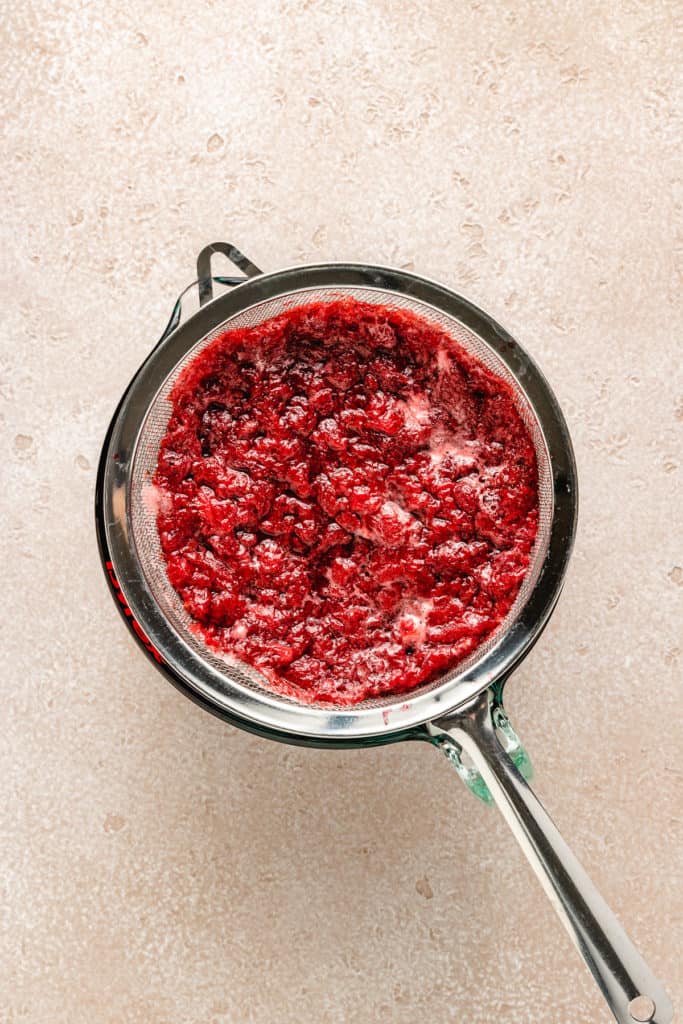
[435,690,672,1024]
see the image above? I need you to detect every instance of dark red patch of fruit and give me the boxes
[154,298,539,705]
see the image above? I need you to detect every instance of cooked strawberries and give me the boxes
[154,298,538,704]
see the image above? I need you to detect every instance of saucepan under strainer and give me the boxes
[96,242,672,1024]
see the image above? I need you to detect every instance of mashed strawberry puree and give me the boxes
[154,298,539,704]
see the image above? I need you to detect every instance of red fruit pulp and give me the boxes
[154,298,539,705]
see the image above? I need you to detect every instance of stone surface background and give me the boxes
[1,2,681,1021]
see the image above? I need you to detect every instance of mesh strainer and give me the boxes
[96,243,671,1024]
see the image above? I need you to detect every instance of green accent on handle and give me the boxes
[433,733,494,805]
[432,699,532,804]
[492,704,533,784]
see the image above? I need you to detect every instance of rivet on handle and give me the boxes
[628,995,656,1022]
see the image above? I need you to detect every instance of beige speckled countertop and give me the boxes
[2,2,682,1022]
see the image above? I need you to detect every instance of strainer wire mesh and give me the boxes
[130,286,553,711]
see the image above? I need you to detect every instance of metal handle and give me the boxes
[196,242,262,305]
[158,243,263,343]
[434,689,672,1024]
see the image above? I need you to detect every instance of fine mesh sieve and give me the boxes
[96,245,672,1024]
[98,254,575,742]
[129,284,554,714]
